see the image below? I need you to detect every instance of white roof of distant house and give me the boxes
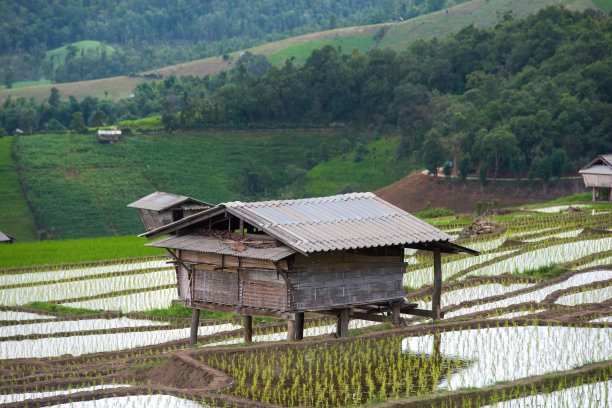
[0,231,14,242]
[579,154,612,175]
[127,191,212,212]
[98,130,121,135]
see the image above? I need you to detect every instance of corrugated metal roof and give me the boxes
[146,235,296,261]
[225,192,453,253]
[127,191,212,212]
[579,165,612,175]
[580,154,612,172]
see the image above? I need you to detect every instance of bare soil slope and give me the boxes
[376,174,585,213]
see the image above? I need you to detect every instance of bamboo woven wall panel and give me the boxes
[193,269,238,304]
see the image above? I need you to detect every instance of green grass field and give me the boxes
[267,35,376,66]
[0,137,38,241]
[298,136,405,197]
[117,116,163,131]
[593,0,612,13]
[0,235,163,268]
[12,130,352,240]
[0,80,53,91]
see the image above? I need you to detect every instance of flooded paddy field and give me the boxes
[0,203,610,407]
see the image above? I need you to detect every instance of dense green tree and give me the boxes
[69,112,87,133]
[3,66,14,89]
[458,153,471,182]
[479,126,518,181]
[422,130,446,177]
[48,87,61,108]
[509,152,526,182]
[550,148,572,179]
[534,156,552,192]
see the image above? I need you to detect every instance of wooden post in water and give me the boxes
[432,247,442,320]
[243,315,252,343]
[190,308,200,347]
[295,312,304,340]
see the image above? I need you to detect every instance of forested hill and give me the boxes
[160,6,612,175]
[0,0,469,84]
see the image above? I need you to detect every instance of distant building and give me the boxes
[0,231,14,244]
[127,191,214,231]
[97,129,121,144]
[579,154,612,202]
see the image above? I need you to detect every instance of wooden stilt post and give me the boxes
[295,312,304,340]
[243,315,252,343]
[190,308,200,347]
[432,247,442,320]
[593,187,596,202]
[392,304,401,326]
[287,317,296,341]
[336,308,350,337]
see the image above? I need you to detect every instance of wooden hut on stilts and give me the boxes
[579,154,612,202]
[131,192,478,346]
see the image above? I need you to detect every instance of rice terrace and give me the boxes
[0,195,611,407]
[1,0,612,406]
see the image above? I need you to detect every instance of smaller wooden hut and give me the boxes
[0,231,14,244]
[133,192,478,345]
[579,154,612,202]
[128,192,213,231]
[97,130,121,144]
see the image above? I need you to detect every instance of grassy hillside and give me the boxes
[379,0,599,50]
[46,41,115,69]
[3,0,604,103]
[267,35,376,66]
[0,137,38,241]
[593,0,612,13]
[13,129,352,240]
[0,76,146,103]
[295,136,406,197]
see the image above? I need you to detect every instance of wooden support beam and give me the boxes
[295,312,304,340]
[243,315,252,343]
[408,308,445,319]
[350,311,388,323]
[337,308,350,337]
[186,300,295,320]
[432,247,442,320]
[189,308,200,347]
[287,318,296,341]
[392,304,401,326]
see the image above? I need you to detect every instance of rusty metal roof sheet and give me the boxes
[224,192,453,254]
[127,191,212,212]
[146,235,296,261]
